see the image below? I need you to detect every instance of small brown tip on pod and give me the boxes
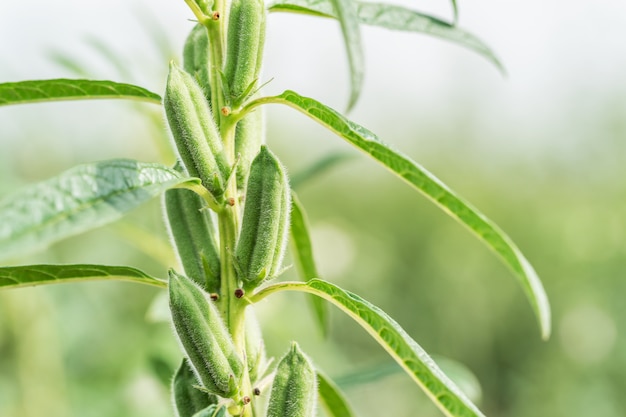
[243,396,251,405]
[210,293,219,301]
[235,288,245,298]
[253,387,261,396]
[212,11,220,20]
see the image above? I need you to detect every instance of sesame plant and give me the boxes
[0,1,551,417]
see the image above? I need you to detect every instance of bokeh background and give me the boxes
[1,1,626,416]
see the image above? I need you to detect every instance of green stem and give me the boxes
[250,281,307,303]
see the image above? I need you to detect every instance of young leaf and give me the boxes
[251,279,485,417]
[0,79,161,107]
[317,369,357,417]
[268,0,503,72]
[290,192,329,336]
[329,0,364,111]
[0,264,166,290]
[0,159,200,262]
[240,90,551,339]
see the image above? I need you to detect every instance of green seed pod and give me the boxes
[164,62,229,197]
[169,270,244,398]
[183,24,211,101]
[223,0,266,103]
[235,146,291,288]
[244,308,267,383]
[266,343,317,417]
[165,187,220,293]
[172,359,217,417]
[234,106,264,190]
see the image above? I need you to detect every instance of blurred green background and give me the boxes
[1,1,625,416]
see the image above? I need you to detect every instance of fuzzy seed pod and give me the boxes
[266,343,317,417]
[172,359,217,417]
[164,62,229,197]
[165,188,220,293]
[223,0,266,103]
[235,146,291,288]
[169,270,244,398]
[244,308,267,384]
[183,24,211,102]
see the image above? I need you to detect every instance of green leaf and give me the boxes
[0,264,166,290]
[317,369,357,417]
[328,0,364,111]
[290,192,329,336]
[268,0,503,72]
[333,357,482,405]
[0,159,200,262]
[451,0,458,24]
[290,152,354,189]
[251,279,485,417]
[0,79,161,107]
[241,90,551,339]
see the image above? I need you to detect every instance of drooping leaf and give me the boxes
[0,264,166,290]
[268,0,503,72]
[317,369,357,417]
[0,79,161,107]
[251,279,485,417]
[290,192,329,336]
[241,90,550,339]
[290,152,354,189]
[0,159,201,262]
[328,0,364,111]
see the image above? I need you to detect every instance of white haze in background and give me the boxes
[0,0,626,158]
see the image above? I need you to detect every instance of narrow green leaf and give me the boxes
[332,357,482,405]
[268,0,503,72]
[0,159,199,262]
[241,90,550,339]
[0,264,166,290]
[451,0,459,24]
[290,192,329,336]
[0,79,161,107]
[47,51,92,77]
[329,0,364,111]
[290,152,354,189]
[251,279,485,417]
[317,369,357,417]
[86,37,134,80]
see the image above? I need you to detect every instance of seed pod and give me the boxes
[234,106,264,190]
[266,343,317,417]
[165,187,220,293]
[223,0,266,103]
[244,308,267,383]
[172,359,217,417]
[235,146,291,288]
[164,62,229,197]
[183,24,211,102]
[169,270,244,398]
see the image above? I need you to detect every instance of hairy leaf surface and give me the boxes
[0,159,198,261]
